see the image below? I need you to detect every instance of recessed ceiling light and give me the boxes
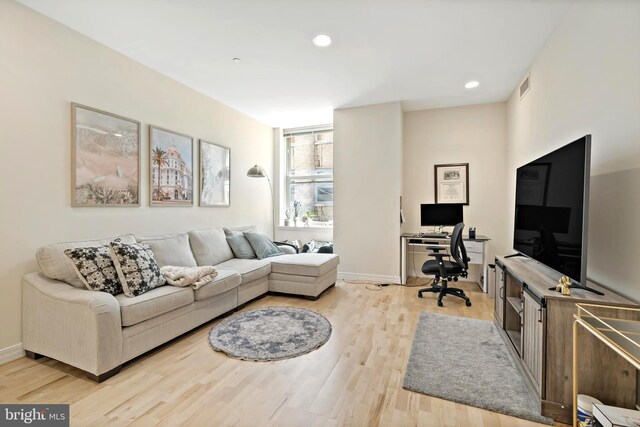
[312,34,332,47]
[465,81,480,89]
[232,57,242,63]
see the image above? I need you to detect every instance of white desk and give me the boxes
[400,233,491,292]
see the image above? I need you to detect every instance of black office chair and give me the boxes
[417,222,472,307]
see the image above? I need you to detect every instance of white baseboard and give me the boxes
[0,343,24,365]
[338,272,401,284]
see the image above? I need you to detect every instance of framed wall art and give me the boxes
[199,140,230,207]
[71,103,141,207]
[434,163,469,205]
[149,125,194,206]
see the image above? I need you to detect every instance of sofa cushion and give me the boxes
[64,243,123,295]
[136,233,197,268]
[244,232,284,260]
[223,225,257,237]
[110,241,166,297]
[116,285,194,326]
[214,258,271,283]
[226,235,256,259]
[36,234,136,288]
[269,253,340,277]
[188,228,234,266]
[193,270,241,301]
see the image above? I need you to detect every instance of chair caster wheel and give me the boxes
[466,301,472,307]
[418,292,423,298]
[437,301,443,307]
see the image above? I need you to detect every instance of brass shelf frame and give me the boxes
[573,303,640,426]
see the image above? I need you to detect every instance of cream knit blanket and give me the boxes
[160,265,218,289]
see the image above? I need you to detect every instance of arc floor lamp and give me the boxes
[246,164,275,239]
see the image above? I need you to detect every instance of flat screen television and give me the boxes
[513,135,598,292]
[421,203,463,227]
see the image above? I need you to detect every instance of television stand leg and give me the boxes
[505,253,525,259]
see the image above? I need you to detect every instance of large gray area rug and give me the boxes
[403,312,553,425]
[209,306,331,361]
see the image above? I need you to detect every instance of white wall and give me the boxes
[403,103,509,262]
[506,1,640,301]
[333,102,403,282]
[0,1,273,352]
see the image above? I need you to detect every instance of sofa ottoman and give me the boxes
[268,253,339,300]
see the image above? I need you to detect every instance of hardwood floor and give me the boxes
[0,280,565,426]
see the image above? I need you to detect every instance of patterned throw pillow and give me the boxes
[109,241,165,297]
[64,242,123,295]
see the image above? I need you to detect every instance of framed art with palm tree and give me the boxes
[149,125,194,206]
[71,103,141,207]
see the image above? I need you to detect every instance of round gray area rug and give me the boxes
[208,306,332,361]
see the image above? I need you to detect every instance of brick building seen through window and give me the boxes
[284,126,333,227]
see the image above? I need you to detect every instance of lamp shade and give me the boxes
[246,164,266,178]
[246,163,274,239]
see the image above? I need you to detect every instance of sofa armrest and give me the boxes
[275,241,299,254]
[278,245,298,254]
[22,272,123,376]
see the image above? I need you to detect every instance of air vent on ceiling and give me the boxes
[519,74,531,99]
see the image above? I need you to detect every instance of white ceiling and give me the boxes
[18,0,573,128]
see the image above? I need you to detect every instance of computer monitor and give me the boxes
[420,203,463,227]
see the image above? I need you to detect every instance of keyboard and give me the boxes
[418,233,448,238]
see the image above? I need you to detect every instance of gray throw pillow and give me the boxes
[226,235,256,259]
[243,232,284,260]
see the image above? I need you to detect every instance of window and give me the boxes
[284,125,333,227]
[315,183,333,206]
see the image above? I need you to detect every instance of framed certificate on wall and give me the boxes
[435,163,469,205]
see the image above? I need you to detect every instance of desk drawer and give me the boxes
[468,251,483,265]
[465,240,483,254]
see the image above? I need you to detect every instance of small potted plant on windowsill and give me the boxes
[293,201,302,226]
[304,210,316,227]
[284,208,294,227]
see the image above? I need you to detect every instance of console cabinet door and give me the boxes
[494,265,505,326]
[523,290,544,394]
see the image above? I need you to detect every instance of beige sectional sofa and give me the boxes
[22,227,339,381]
